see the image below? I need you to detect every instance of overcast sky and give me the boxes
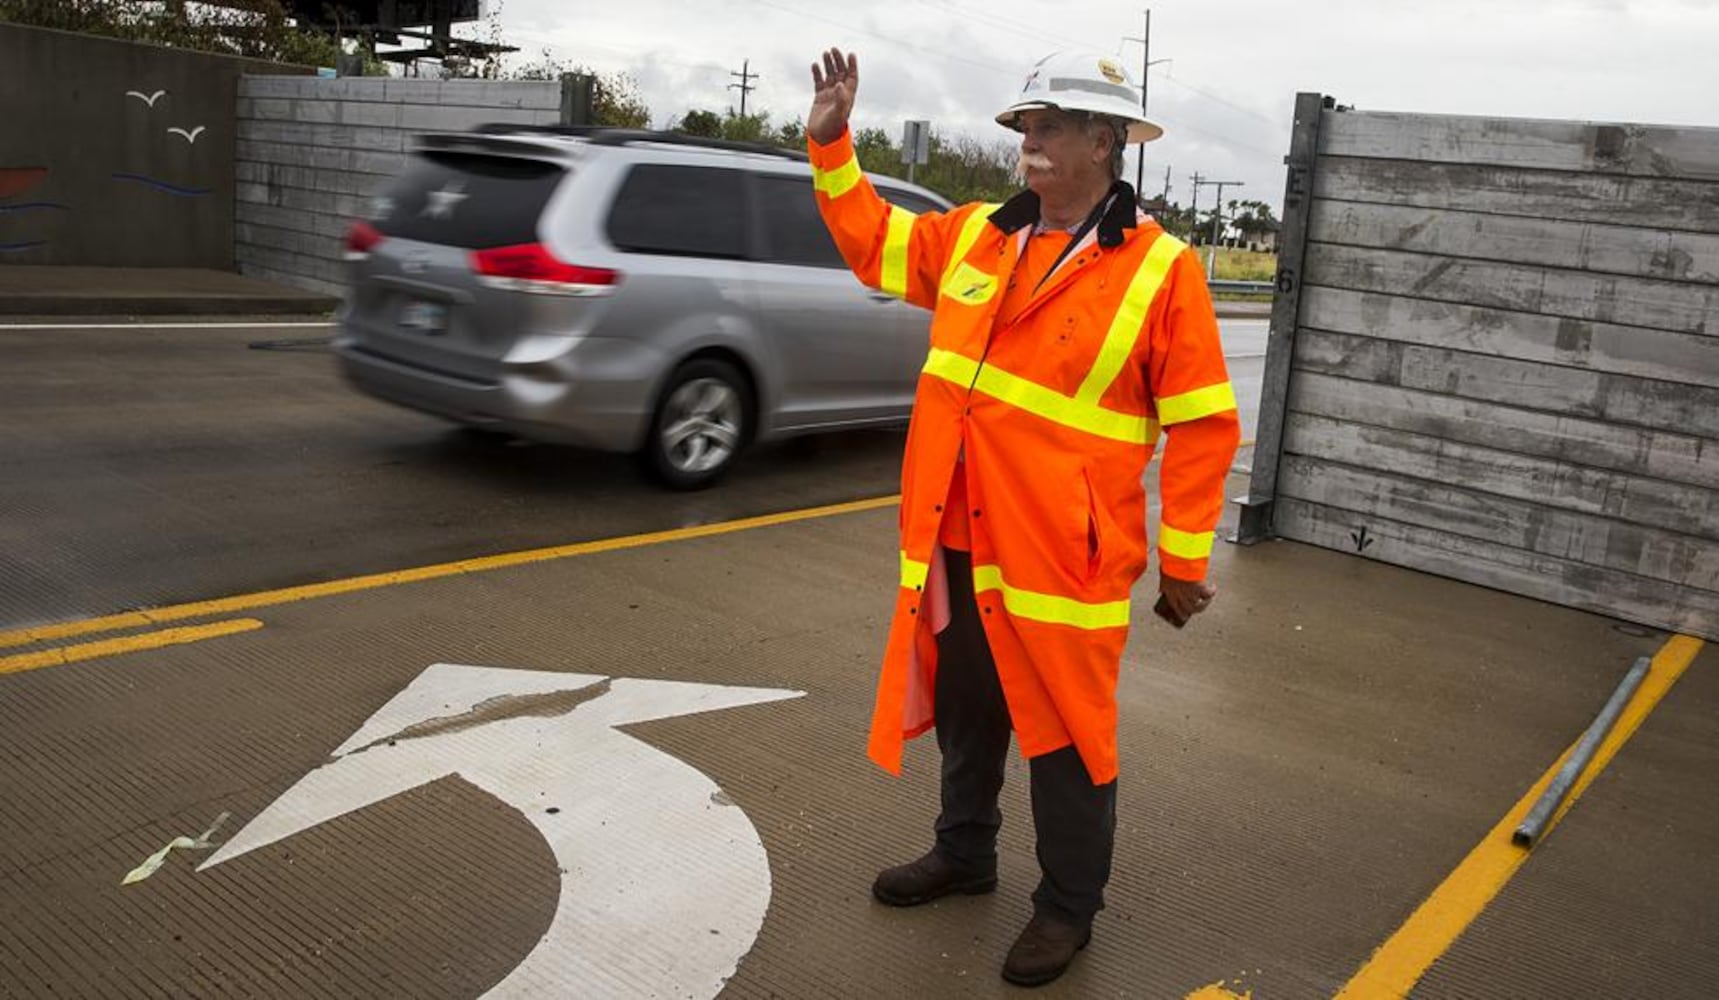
[469,0,1716,211]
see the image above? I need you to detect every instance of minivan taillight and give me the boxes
[470,243,621,297]
[344,220,384,261]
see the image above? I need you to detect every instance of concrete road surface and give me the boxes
[1,316,1711,999]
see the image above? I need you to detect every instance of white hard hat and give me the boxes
[996,51,1164,144]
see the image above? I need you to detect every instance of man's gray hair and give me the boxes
[1077,113,1128,180]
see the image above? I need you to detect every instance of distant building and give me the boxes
[1233,217,1280,253]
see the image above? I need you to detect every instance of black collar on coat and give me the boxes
[986,180,1140,249]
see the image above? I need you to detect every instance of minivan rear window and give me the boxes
[370,151,565,249]
[606,164,746,259]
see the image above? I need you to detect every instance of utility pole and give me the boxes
[729,59,757,117]
[1122,10,1170,199]
[1188,172,1205,242]
[1203,179,1244,278]
[1161,164,1172,205]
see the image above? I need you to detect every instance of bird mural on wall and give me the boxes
[118,86,210,199]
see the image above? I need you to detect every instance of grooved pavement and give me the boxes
[0,501,1709,998]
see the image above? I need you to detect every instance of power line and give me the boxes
[744,0,1017,78]
[1154,109,1282,159]
[940,0,1274,130]
[1161,69,1275,124]
[480,23,730,78]
[935,0,1098,52]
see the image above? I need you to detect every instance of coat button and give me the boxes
[973,509,983,518]
[935,504,943,512]
[909,607,917,615]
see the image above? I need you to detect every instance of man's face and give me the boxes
[1015,108,1108,195]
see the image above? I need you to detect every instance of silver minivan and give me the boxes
[334,126,951,488]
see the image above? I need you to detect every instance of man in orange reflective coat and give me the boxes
[808,46,1241,986]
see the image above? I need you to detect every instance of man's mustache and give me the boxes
[1015,151,1054,179]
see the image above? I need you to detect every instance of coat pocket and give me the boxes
[1082,466,1104,581]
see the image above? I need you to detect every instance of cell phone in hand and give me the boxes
[1153,593,1188,629]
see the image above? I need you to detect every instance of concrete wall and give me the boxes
[0,24,311,268]
[234,77,563,296]
[1246,99,1719,640]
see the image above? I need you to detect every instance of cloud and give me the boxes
[477,0,1719,210]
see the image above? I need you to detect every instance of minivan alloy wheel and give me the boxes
[643,358,753,490]
[661,377,741,473]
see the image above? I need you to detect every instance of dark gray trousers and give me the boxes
[931,549,1117,928]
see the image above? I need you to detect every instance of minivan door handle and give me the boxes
[867,292,897,303]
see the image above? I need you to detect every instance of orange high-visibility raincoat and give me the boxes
[810,129,1241,785]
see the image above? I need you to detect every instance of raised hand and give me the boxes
[808,47,858,145]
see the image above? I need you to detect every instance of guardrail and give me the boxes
[1207,279,1275,295]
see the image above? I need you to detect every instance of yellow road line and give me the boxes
[0,495,903,651]
[0,619,266,676]
[1334,633,1704,999]
[0,610,157,650]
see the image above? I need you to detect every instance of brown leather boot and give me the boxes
[871,850,997,907]
[1001,910,1092,986]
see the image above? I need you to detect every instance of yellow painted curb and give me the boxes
[1334,634,1704,999]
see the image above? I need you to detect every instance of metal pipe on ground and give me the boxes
[1513,655,1653,848]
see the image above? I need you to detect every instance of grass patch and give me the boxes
[1202,248,1278,282]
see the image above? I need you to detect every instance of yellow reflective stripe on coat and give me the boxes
[922,349,1159,445]
[1159,523,1216,560]
[939,204,1000,293]
[813,156,862,199]
[881,206,916,299]
[972,565,1130,630]
[900,552,929,590]
[1076,234,1187,404]
[1157,382,1238,425]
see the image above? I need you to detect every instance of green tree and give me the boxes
[673,109,724,138]
[911,130,1019,205]
[1154,201,1200,241]
[667,110,777,144]
[772,117,805,149]
[836,126,1021,205]
[716,111,770,143]
[850,127,898,175]
[1227,198,1280,240]
[588,71,652,128]
[662,108,1023,206]
[501,52,651,128]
